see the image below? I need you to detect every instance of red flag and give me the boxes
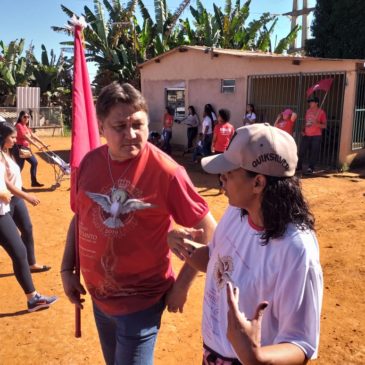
[306,78,334,97]
[70,24,101,212]
[69,19,101,339]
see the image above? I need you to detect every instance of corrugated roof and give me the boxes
[139,45,364,68]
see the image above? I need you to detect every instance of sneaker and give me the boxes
[31,181,44,187]
[27,293,58,312]
[306,168,314,174]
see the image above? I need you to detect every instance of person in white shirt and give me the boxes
[0,122,57,312]
[243,104,256,125]
[202,105,214,156]
[0,122,51,273]
[168,124,323,365]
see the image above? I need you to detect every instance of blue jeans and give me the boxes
[203,134,213,156]
[162,129,172,154]
[93,299,165,365]
[14,145,39,184]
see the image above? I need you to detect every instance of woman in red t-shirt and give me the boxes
[211,109,235,193]
[14,111,48,187]
[274,108,298,136]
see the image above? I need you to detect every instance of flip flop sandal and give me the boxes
[30,265,51,273]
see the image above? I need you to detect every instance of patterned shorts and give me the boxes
[202,344,242,365]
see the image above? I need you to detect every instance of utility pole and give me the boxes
[283,0,315,53]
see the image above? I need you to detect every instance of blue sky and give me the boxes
[0,0,316,78]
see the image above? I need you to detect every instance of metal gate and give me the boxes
[247,72,346,169]
[352,71,365,150]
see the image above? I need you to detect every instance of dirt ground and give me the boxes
[0,136,364,365]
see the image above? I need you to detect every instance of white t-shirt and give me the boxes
[243,112,256,125]
[202,206,323,360]
[3,153,22,190]
[202,116,213,135]
[0,163,10,215]
[183,114,199,128]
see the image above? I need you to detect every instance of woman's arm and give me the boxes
[30,131,48,148]
[274,114,281,127]
[211,130,217,153]
[4,174,39,206]
[226,283,307,365]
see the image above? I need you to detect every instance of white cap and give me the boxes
[201,123,298,177]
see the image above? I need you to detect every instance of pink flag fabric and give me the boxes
[70,25,101,212]
[306,78,334,97]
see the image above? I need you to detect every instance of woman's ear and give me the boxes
[98,120,104,136]
[253,174,267,193]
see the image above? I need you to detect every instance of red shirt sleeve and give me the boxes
[167,166,209,227]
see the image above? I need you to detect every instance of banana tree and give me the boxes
[136,0,191,58]
[52,0,138,85]
[29,44,72,106]
[180,0,220,47]
[0,39,32,97]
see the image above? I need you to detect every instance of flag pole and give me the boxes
[74,213,81,337]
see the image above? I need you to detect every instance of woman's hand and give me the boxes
[226,282,269,362]
[25,193,40,206]
[0,190,12,204]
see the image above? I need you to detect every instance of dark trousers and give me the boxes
[10,196,36,266]
[162,129,172,155]
[0,213,35,294]
[187,127,198,151]
[203,134,213,156]
[13,145,39,184]
[298,135,322,170]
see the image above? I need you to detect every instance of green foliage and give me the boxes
[305,0,365,59]
[0,39,32,96]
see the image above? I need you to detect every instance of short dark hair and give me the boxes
[307,96,319,104]
[218,108,230,122]
[241,171,315,244]
[96,82,149,121]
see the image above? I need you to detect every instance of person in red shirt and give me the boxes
[60,82,216,365]
[162,107,173,154]
[297,96,327,174]
[14,110,48,187]
[274,108,298,136]
[211,109,235,193]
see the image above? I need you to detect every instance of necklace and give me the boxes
[107,149,135,191]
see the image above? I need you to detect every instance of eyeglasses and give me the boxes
[23,115,30,119]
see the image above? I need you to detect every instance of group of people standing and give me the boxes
[163,95,326,175]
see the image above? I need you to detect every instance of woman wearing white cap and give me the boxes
[168,123,323,365]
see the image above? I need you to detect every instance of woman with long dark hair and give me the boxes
[169,124,323,365]
[13,110,48,187]
[181,105,200,155]
[0,123,57,312]
[0,122,51,273]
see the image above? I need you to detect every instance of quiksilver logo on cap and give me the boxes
[252,153,289,170]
